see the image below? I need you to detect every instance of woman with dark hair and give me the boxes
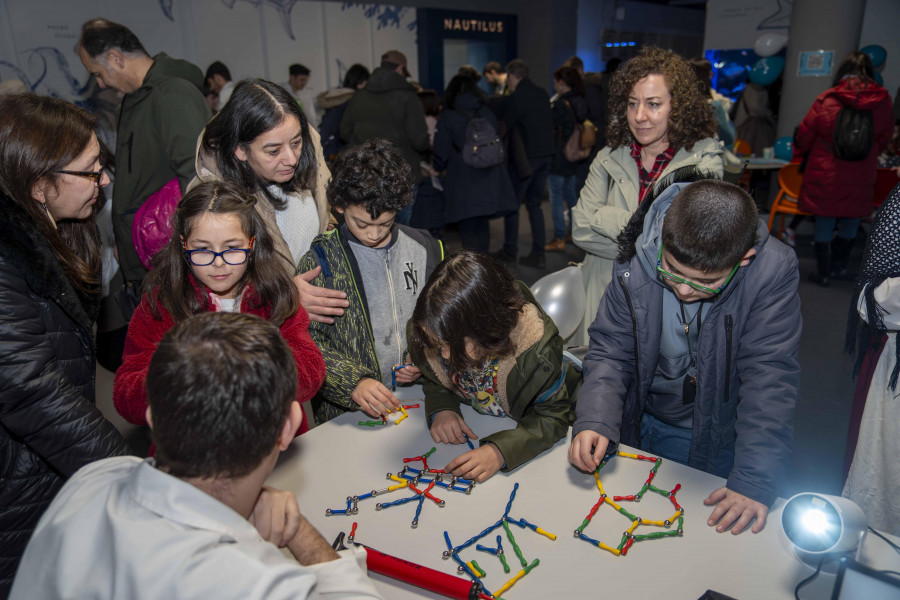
[318,64,370,162]
[407,249,579,482]
[546,65,589,251]
[571,46,723,344]
[0,94,130,595]
[190,78,348,323]
[432,74,516,253]
[795,51,893,286]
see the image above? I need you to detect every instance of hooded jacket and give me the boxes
[570,138,723,345]
[339,67,430,185]
[187,125,331,278]
[409,283,580,472]
[317,87,357,160]
[575,181,801,506]
[297,224,443,424]
[112,53,211,282]
[0,194,130,594]
[795,76,893,218]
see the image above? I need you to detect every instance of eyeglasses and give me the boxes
[656,244,740,295]
[54,166,106,185]
[183,237,255,266]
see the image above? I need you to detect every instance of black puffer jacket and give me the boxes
[0,193,130,597]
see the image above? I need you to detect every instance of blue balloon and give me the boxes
[774,136,793,161]
[874,71,884,86]
[749,56,785,86]
[860,44,887,69]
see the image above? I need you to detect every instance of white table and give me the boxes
[269,387,899,599]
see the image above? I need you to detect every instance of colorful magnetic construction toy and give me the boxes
[573,451,684,556]
[357,403,420,427]
[442,483,556,599]
[324,447,474,527]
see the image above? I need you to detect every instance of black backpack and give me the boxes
[456,108,505,169]
[833,103,874,162]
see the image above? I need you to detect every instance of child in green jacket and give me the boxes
[407,250,580,482]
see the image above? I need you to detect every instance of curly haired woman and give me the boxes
[571,46,724,344]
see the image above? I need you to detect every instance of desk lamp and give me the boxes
[781,492,867,569]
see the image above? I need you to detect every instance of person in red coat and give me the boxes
[795,51,893,286]
[114,180,325,439]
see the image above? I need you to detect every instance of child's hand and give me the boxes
[351,377,401,417]
[249,486,301,548]
[393,364,421,384]
[568,430,610,472]
[430,410,478,445]
[446,444,504,483]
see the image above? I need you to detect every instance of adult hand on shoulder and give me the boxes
[568,430,610,472]
[249,486,301,548]
[293,267,349,324]
[430,410,477,445]
[446,444,504,483]
[704,487,768,534]
[351,378,401,417]
[393,364,421,384]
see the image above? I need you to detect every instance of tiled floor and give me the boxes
[95,201,858,499]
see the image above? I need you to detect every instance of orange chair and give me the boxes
[733,139,752,156]
[767,163,811,238]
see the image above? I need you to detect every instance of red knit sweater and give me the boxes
[113,285,325,437]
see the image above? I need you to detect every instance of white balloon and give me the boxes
[754,32,789,58]
[530,266,586,341]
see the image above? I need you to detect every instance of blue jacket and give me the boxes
[575,182,801,506]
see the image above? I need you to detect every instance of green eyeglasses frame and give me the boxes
[656,244,740,295]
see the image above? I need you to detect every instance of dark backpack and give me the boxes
[833,103,874,161]
[456,108,505,169]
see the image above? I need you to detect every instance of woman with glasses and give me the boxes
[113,180,325,439]
[189,78,349,325]
[0,94,130,595]
[571,46,723,345]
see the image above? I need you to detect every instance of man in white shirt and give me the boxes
[285,63,320,128]
[205,60,235,110]
[10,312,381,600]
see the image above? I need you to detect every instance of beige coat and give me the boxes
[570,138,724,345]
[187,126,332,276]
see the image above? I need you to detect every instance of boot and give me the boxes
[830,236,855,280]
[808,242,830,286]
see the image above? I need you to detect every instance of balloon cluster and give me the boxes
[750,33,788,86]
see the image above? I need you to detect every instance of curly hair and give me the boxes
[606,46,716,151]
[327,138,413,218]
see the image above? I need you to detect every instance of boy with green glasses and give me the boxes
[569,178,801,539]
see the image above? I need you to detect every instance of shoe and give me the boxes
[810,241,831,287]
[519,253,546,269]
[545,238,566,251]
[489,249,517,264]
[780,228,796,248]
[829,237,855,280]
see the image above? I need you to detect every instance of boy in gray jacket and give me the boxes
[569,177,801,537]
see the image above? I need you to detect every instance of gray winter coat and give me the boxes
[575,182,801,506]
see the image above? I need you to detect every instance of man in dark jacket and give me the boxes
[340,50,429,224]
[569,179,801,537]
[77,19,210,285]
[493,59,554,269]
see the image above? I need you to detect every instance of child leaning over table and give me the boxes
[297,138,443,424]
[407,250,581,482]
